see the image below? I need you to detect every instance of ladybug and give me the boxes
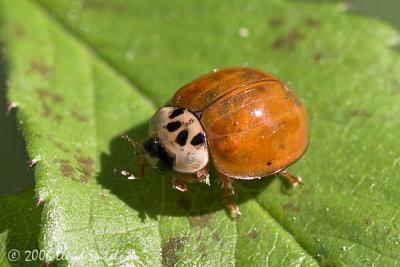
[120,67,308,217]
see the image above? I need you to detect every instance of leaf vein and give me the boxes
[237,184,319,265]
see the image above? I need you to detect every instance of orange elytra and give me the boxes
[120,67,308,217]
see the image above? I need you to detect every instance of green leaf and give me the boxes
[0,189,42,267]
[1,0,400,266]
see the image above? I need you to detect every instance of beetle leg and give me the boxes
[279,170,303,187]
[196,165,210,185]
[121,134,146,178]
[172,167,210,192]
[218,172,241,218]
[172,177,188,192]
[135,152,146,178]
[113,168,140,180]
[6,102,18,115]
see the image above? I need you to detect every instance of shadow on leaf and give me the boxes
[97,122,279,219]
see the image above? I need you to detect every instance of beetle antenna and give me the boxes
[121,134,142,148]
[121,134,145,178]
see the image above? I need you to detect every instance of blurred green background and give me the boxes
[1,0,399,195]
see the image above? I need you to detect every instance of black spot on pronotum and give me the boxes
[190,132,205,146]
[166,121,182,132]
[176,130,189,146]
[169,108,185,119]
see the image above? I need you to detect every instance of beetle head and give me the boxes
[142,137,174,174]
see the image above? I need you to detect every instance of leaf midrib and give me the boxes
[30,0,319,265]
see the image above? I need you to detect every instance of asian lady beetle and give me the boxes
[120,67,308,217]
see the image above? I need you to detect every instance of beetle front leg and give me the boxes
[135,152,146,178]
[218,172,241,218]
[114,168,135,180]
[196,165,210,185]
[172,177,188,192]
[171,173,196,192]
[120,134,147,179]
[172,166,210,192]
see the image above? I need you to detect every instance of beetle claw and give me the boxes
[197,171,210,186]
[27,158,40,170]
[6,102,18,115]
[172,177,188,192]
[114,168,138,180]
[35,197,44,206]
[229,204,241,218]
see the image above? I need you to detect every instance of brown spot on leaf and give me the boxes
[53,140,70,153]
[28,59,52,79]
[212,232,221,241]
[282,203,300,213]
[35,88,63,119]
[269,17,284,27]
[313,51,323,63]
[58,159,74,177]
[189,214,212,228]
[349,110,372,118]
[305,17,320,28]
[76,155,94,182]
[197,242,208,257]
[272,29,302,50]
[176,196,191,211]
[71,110,88,122]
[162,237,187,267]
[364,217,373,226]
[248,228,258,239]
[54,114,63,123]
[14,24,26,38]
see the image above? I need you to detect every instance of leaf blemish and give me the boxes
[53,140,70,153]
[71,109,89,122]
[162,237,187,267]
[197,242,208,257]
[13,23,26,38]
[212,232,221,241]
[282,203,300,213]
[364,217,373,226]
[76,155,94,182]
[58,159,74,178]
[313,51,323,63]
[189,214,212,228]
[268,17,284,27]
[247,228,258,239]
[305,17,320,28]
[28,59,53,79]
[349,110,372,118]
[272,28,303,50]
[35,88,63,119]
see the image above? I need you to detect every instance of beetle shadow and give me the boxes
[96,121,283,220]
